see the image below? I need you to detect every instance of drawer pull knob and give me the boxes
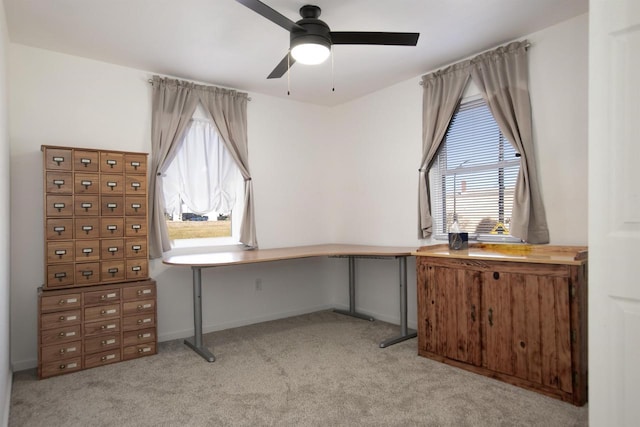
[131,203,141,211]
[55,250,67,258]
[130,161,140,169]
[138,332,151,339]
[131,224,141,232]
[137,318,152,325]
[101,293,117,300]
[82,225,93,233]
[101,354,116,361]
[108,247,118,254]
[137,303,152,311]
[106,159,117,167]
[53,179,65,188]
[493,272,500,280]
[131,182,141,190]
[59,348,66,354]
[488,308,494,327]
[107,182,117,189]
[59,363,66,370]
[81,180,92,189]
[54,272,67,280]
[107,203,117,211]
[53,226,65,235]
[132,266,142,272]
[136,289,151,296]
[100,309,117,315]
[80,158,91,166]
[101,339,116,346]
[132,245,142,252]
[82,248,93,255]
[107,225,117,232]
[138,347,151,353]
[53,203,65,212]
[108,268,119,276]
[81,202,92,211]
[59,315,66,321]
[81,270,93,277]
[100,323,116,330]
[53,156,65,166]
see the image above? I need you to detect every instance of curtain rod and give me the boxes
[147,78,252,101]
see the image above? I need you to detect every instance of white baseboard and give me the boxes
[2,371,11,427]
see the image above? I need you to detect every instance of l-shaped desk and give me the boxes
[163,244,417,362]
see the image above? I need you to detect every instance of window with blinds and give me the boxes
[429,97,521,241]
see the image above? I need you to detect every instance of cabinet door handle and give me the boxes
[471,305,476,322]
[488,308,494,327]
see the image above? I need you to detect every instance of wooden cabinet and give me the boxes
[416,244,588,406]
[42,145,149,289]
[38,280,157,379]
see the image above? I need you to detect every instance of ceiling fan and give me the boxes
[236,0,420,79]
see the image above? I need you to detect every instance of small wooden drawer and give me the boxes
[101,238,124,259]
[123,282,155,301]
[74,173,99,194]
[84,303,120,322]
[41,341,82,362]
[41,325,82,346]
[46,218,74,240]
[124,154,147,174]
[44,148,73,171]
[46,195,73,217]
[125,196,146,216]
[100,217,124,238]
[41,357,82,378]
[84,288,120,306]
[84,318,120,336]
[101,260,125,282]
[100,152,124,173]
[41,309,81,330]
[74,217,100,240]
[125,238,147,259]
[41,293,81,312]
[74,195,100,216]
[126,259,148,280]
[125,175,146,194]
[125,217,147,237]
[46,264,75,288]
[75,262,100,285]
[123,342,156,361]
[47,241,75,264]
[84,349,121,369]
[123,312,155,331]
[100,173,124,194]
[123,328,155,346]
[75,240,100,262]
[101,195,124,216]
[84,334,120,354]
[46,171,73,194]
[74,150,99,172]
[123,299,155,316]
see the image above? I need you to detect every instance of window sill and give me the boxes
[434,234,522,244]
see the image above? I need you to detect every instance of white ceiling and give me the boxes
[4,0,588,106]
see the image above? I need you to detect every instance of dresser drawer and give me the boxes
[41,309,81,330]
[125,217,147,237]
[46,218,74,240]
[41,357,82,378]
[84,318,121,336]
[75,240,100,262]
[122,282,155,300]
[41,341,82,362]
[100,217,124,238]
[101,195,124,216]
[123,299,155,316]
[74,217,100,240]
[100,152,124,173]
[46,195,73,217]
[46,264,75,288]
[75,262,100,285]
[123,342,156,361]
[41,292,82,312]
[125,175,146,194]
[41,325,82,346]
[46,241,75,264]
[126,259,148,280]
[84,349,121,369]
[123,312,155,331]
[84,303,120,322]
[74,172,99,194]
[125,238,147,259]
[101,260,125,282]
[125,153,147,174]
[74,150,99,172]
[84,288,120,306]
[74,195,100,216]
[101,173,124,194]
[123,328,156,346]
[101,238,124,259]
[125,196,146,216]
[44,147,72,171]
[46,171,73,194]
[84,334,120,354]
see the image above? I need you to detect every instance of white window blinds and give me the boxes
[428,98,521,240]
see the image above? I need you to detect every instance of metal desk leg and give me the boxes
[184,266,216,362]
[334,256,374,321]
[379,256,417,348]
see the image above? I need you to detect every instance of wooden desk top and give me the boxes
[163,244,417,268]
[413,243,588,265]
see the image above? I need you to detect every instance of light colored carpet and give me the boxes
[10,310,588,426]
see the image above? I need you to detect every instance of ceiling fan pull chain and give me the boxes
[331,50,335,92]
[287,52,291,96]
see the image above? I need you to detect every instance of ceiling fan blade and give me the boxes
[267,53,295,79]
[330,32,420,46]
[236,0,305,32]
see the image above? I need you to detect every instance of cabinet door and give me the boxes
[420,263,481,366]
[482,270,572,393]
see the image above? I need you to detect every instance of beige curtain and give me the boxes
[418,62,471,238]
[149,76,199,258]
[197,87,257,248]
[148,76,257,258]
[470,41,549,243]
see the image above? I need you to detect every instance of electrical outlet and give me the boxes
[255,278,262,291]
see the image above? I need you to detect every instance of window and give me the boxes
[429,97,521,241]
[162,104,244,247]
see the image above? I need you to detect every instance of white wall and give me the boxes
[7,12,588,370]
[0,0,11,423]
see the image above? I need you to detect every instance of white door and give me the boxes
[589,1,640,425]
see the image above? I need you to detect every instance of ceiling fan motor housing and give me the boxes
[290,5,332,51]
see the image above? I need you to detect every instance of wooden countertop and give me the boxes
[163,244,417,267]
[413,243,588,265]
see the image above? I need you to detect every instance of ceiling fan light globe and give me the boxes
[291,43,331,65]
